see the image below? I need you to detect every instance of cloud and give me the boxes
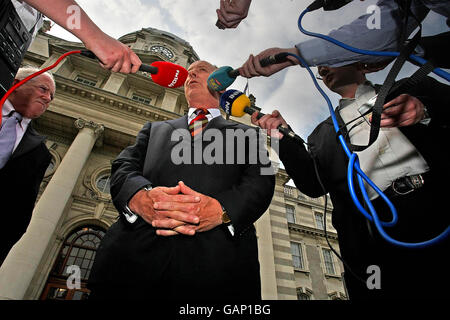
[46,0,448,139]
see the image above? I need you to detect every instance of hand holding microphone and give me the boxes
[219,89,304,143]
[251,110,289,140]
[80,50,188,88]
[207,50,293,92]
[239,47,301,79]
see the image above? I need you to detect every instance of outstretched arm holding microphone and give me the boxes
[22,0,142,73]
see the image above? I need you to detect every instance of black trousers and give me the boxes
[338,172,449,300]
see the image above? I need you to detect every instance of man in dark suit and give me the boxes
[88,60,275,300]
[251,63,449,299]
[0,67,54,266]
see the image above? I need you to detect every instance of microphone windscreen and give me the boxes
[150,61,188,88]
[219,89,251,117]
[207,66,235,91]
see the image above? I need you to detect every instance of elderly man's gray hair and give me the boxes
[15,66,55,85]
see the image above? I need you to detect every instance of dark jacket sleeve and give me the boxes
[278,131,327,198]
[110,122,153,212]
[213,128,275,238]
[406,77,450,128]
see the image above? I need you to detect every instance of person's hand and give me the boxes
[216,0,252,29]
[239,47,300,78]
[128,185,200,236]
[251,110,288,139]
[152,181,223,236]
[84,33,142,74]
[370,94,426,127]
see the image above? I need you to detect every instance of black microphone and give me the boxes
[207,52,290,91]
[219,89,305,143]
[307,0,354,12]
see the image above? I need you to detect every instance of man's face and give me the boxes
[184,61,218,103]
[317,64,364,92]
[10,74,55,119]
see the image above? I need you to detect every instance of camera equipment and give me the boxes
[0,0,34,97]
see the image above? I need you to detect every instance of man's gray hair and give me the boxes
[15,66,55,85]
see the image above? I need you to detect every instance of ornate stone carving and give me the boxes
[74,118,105,137]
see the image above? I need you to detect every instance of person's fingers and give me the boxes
[153,200,201,217]
[152,218,185,229]
[156,225,196,236]
[383,94,408,109]
[178,181,198,196]
[111,59,123,73]
[257,114,274,130]
[129,50,142,73]
[272,110,281,117]
[160,185,181,195]
[250,111,260,125]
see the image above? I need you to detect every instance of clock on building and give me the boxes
[149,45,174,59]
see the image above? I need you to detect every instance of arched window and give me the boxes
[296,287,312,300]
[40,226,105,300]
[95,174,111,194]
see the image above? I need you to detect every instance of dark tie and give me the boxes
[0,111,22,169]
[189,108,209,137]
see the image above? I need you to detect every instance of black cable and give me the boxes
[309,148,367,287]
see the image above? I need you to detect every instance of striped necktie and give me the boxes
[0,111,23,169]
[189,108,209,136]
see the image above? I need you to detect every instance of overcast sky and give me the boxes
[47,0,448,140]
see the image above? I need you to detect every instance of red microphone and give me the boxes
[147,61,188,88]
[80,50,188,88]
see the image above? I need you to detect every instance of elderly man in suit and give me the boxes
[88,60,275,300]
[0,67,55,266]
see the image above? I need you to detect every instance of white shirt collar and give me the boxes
[187,107,222,123]
[2,99,32,130]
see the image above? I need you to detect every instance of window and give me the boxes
[132,93,152,105]
[284,185,295,197]
[322,248,335,275]
[315,212,324,230]
[297,291,310,300]
[286,205,295,223]
[290,242,304,270]
[41,226,106,300]
[75,76,97,87]
[45,159,55,176]
[96,174,111,194]
[297,287,312,300]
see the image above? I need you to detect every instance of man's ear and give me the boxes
[361,59,393,74]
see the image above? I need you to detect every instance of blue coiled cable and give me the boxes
[288,7,450,247]
[297,8,450,82]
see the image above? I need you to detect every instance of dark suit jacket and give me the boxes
[278,77,450,299]
[0,124,51,265]
[88,115,275,300]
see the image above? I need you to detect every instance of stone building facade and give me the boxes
[0,27,346,300]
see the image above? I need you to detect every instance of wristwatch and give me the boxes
[221,205,231,224]
[123,185,152,224]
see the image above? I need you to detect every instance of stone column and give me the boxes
[0,118,104,300]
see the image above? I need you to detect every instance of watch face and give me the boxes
[150,45,174,59]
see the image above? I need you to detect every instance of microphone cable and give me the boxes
[297,8,450,82]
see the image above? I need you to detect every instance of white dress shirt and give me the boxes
[2,99,32,153]
[338,82,429,200]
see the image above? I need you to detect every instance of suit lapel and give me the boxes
[10,125,45,160]
[206,115,239,130]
